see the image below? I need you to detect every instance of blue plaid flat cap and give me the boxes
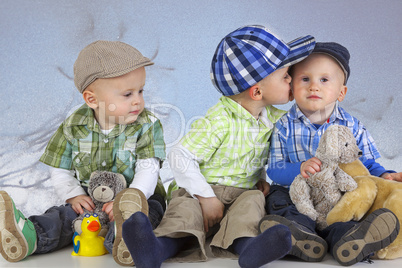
[211,25,315,96]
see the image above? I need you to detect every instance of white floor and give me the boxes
[2,245,402,268]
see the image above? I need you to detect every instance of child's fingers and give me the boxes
[85,197,96,210]
[102,202,113,212]
[73,204,84,215]
[301,164,321,178]
[263,186,270,196]
[80,199,95,212]
[389,172,402,182]
[102,202,114,221]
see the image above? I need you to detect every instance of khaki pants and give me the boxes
[153,185,265,262]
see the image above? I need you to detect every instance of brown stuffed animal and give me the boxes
[289,125,360,230]
[72,171,127,236]
[327,159,402,260]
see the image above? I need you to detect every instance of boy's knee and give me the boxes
[242,189,265,199]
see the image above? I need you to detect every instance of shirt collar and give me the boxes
[221,96,256,121]
[63,104,99,132]
[291,102,345,123]
[220,96,284,129]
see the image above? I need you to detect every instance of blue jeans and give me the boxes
[265,185,357,256]
[29,204,78,254]
[30,194,165,254]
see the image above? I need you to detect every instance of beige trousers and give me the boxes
[153,185,266,262]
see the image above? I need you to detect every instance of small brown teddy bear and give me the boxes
[289,125,361,230]
[72,171,126,235]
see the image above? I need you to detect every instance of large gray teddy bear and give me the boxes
[289,125,361,230]
[72,171,126,235]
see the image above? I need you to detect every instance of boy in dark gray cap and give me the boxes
[120,25,315,268]
[0,40,166,266]
[261,42,402,266]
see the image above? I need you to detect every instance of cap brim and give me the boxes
[102,57,154,79]
[278,35,316,68]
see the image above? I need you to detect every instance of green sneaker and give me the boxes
[0,191,37,262]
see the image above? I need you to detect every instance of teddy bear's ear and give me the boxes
[115,173,127,188]
[89,171,102,180]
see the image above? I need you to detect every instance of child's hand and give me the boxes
[300,157,322,178]
[196,195,224,233]
[381,172,402,182]
[67,194,95,215]
[256,179,270,196]
[102,201,114,222]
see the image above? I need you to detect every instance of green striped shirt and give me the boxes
[40,104,166,189]
[181,96,285,189]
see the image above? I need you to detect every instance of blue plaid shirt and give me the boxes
[267,103,385,186]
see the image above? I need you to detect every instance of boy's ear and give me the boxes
[337,86,348,102]
[248,84,262,101]
[83,89,98,109]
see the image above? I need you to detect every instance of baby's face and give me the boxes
[89,67,146,130]
[291,53,347,117]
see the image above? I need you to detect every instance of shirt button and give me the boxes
[75,159,80,163]
[102,161,106,167]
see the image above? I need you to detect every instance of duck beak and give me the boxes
[87,221,100,232]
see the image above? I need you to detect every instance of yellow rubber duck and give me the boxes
[71,213,108,257]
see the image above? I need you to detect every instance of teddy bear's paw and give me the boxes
[99,226,109,238]
[327,208,353,226]
[294,203,318,221]
[374,243,402,260]
[374,247,388,259]
[340,180,358,192]
[327,192,341,206]
[73,220,83,234]
[326,176,377,226]
[303,209,318,221]
[316,216,329,230]
[316,222,328,230]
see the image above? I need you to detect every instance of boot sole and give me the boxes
[0,191,28,262]
[333,208,400,266]
[112,189,148,266]
[259,215,327,262]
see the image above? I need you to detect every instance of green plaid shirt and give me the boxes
[181,96,285,189]
[40,104,166,189]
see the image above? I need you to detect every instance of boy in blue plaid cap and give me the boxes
[260,42,401,266]
[120,25,315,268]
